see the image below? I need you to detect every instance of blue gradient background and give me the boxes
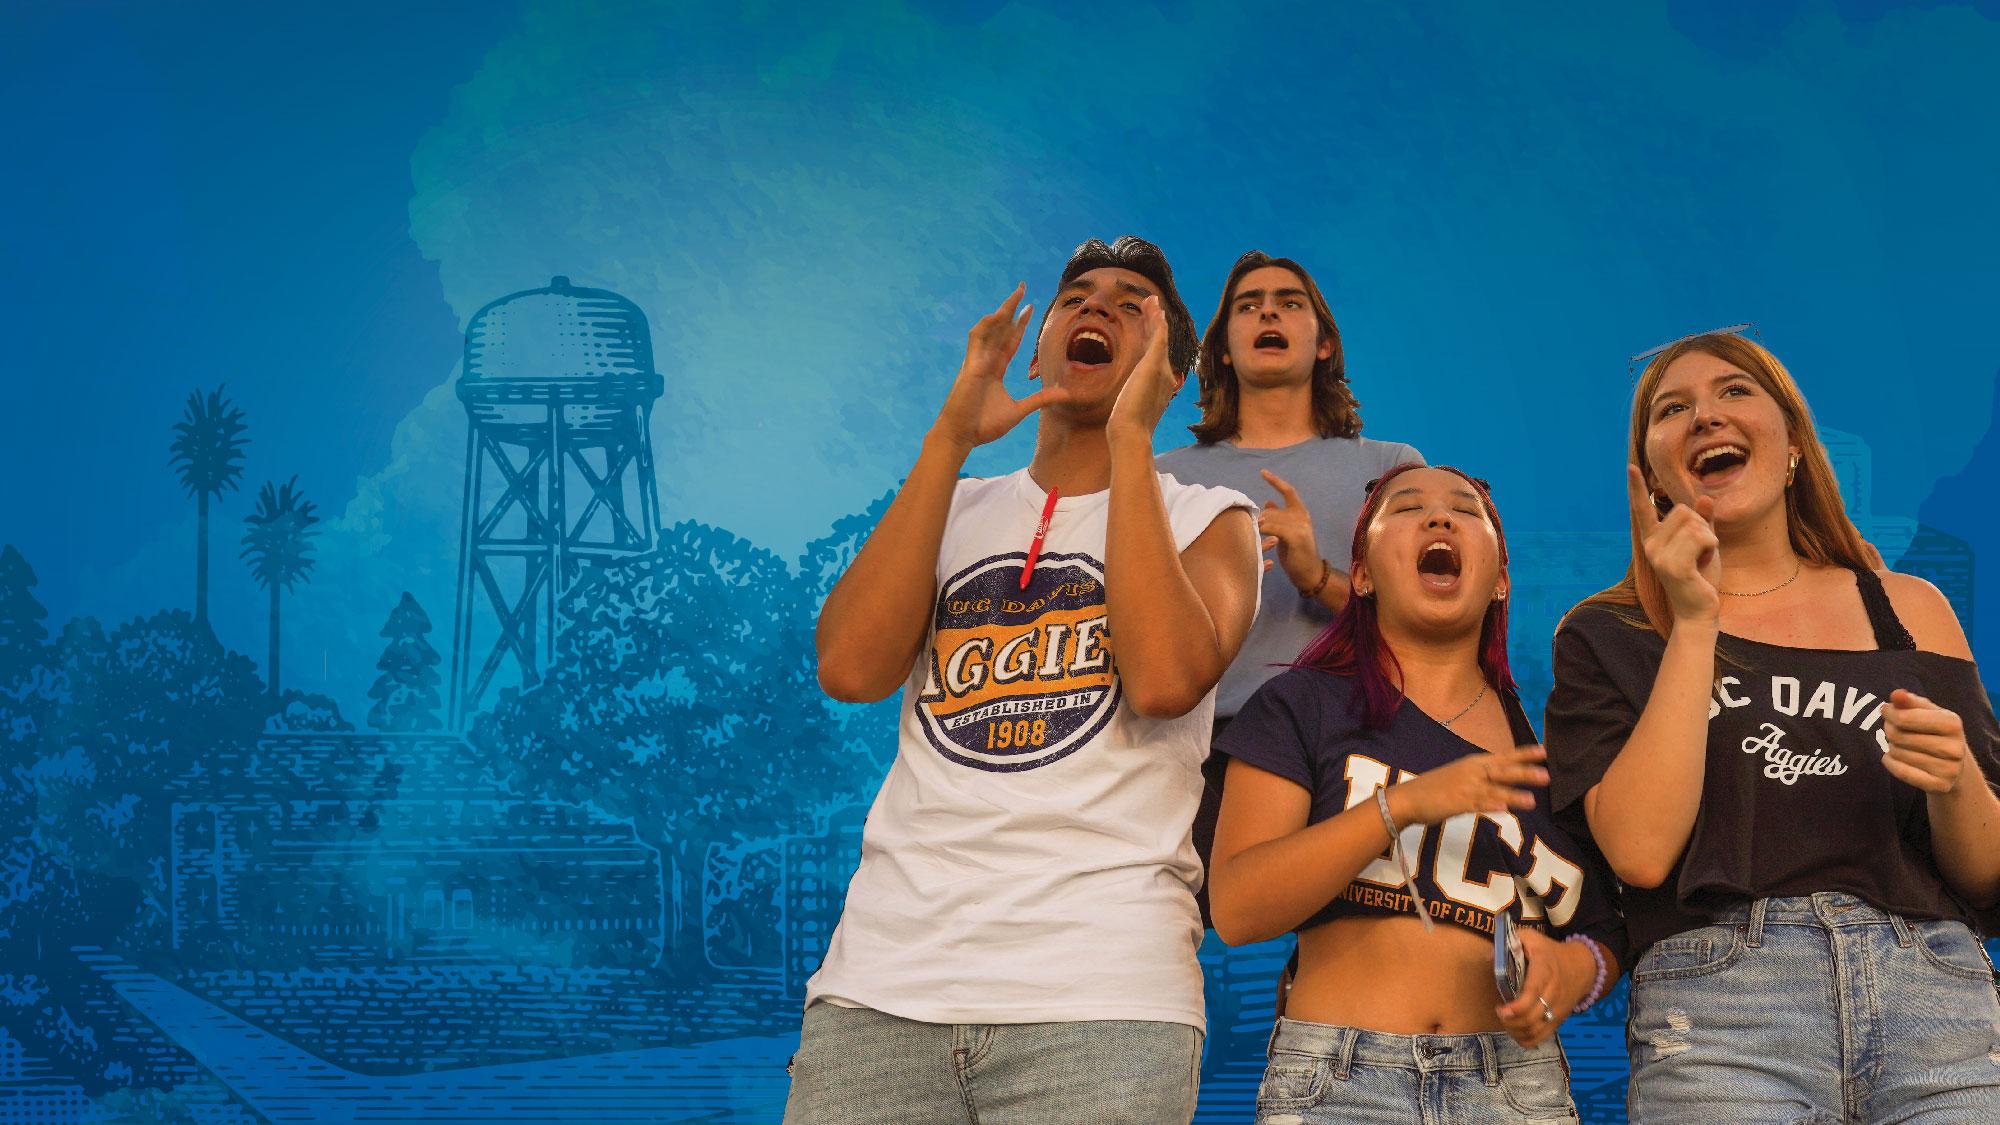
[4,2,1999,1122]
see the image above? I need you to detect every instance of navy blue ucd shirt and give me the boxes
[1216,667,1625,957]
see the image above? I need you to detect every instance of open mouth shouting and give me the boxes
[1416,538,1462,591]
[1066,327,1114,368]
[1253,330,1288,352]
[1687,442,1749,489]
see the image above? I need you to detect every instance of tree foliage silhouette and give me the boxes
[268,688,353,732]
[240,477,319,700]
[1,607,270,1095]
[0,544,48,684]
[0,551,56,937]
[167,386,249,627]
[29,610,266,924]
[0,547,54,948]
[474,520,863,969]
[797,489,901,777]
[368,592,442,732]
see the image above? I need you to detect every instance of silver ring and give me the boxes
[1537,996,1554,1023]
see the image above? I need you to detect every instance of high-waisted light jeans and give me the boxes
[1252,1016,1579,1124]
[1627,892,2000,1123]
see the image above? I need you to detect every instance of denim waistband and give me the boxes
[1268,1016,1562,1084]
[1705,892,1927,946]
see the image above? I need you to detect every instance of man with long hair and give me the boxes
[787,237,1261,1124]
[1161,251,1422,716]
[1157,251,1423,900]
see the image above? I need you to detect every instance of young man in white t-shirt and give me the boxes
[786,237,1260,1125]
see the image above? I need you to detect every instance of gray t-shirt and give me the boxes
[1156,434,1422,717]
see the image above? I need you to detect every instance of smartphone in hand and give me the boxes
[1494,910,1528,1002]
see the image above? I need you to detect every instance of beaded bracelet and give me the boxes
[1372,786,1435,932]
[1301,558,1333,599]
[1565,933,1610,1013]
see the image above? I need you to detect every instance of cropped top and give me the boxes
[1545,570,2000,955]
[1216,667,1625,955]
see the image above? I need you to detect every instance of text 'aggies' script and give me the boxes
[915,551,1121,773]
[1709,671,1904,786]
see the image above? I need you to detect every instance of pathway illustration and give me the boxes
[78,950,792,1123]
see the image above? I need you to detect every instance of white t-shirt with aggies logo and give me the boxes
[806,467,1256,1030]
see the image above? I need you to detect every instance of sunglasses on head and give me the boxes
[1628,323,1758,380]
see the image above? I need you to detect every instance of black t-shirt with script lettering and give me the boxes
[1217,668,1625,958]
[1546,593,2000,956]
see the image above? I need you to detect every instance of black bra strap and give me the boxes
[1503,688,1540,746]
[1853,568,1916,651]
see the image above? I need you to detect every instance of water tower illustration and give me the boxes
[448,276,665,725]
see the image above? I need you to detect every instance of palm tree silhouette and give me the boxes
[241,476,319,700]
[168,386,250,627]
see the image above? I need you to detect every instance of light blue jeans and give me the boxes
[1627,893,2000,1123]
[781,1001,1202,1125]
[1252,1017,1579,1124]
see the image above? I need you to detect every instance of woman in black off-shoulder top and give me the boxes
[1545,330,2000,1123]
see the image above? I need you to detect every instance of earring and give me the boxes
[1787,451,1800,486]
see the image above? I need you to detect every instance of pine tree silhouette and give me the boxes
[367,592,442,732]
[167,386,249,627]
[240,477,319,700]
[0,544,48,681]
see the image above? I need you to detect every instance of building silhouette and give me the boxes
[1193,937,1293,1121]
[1824,428,1974,630]
[1899,524,1974,627]
[782,805,867,995]
[170,732,665,968]
[0,1031,94,1123]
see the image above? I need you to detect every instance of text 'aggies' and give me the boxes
[919,582,1110,701]
[915,552,1122,772]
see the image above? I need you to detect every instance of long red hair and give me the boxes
[1296,463,1516,728]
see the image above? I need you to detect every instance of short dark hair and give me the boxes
[1039,236,1199,378]
[1190,250,1362,444]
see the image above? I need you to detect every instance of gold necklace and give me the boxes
[1722,557,1803,598]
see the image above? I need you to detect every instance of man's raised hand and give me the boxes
[1258,469,1322,591]
[1107,295,1181,441]
[931,285,1070,453]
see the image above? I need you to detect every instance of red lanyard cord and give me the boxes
[1020,486,1059,589]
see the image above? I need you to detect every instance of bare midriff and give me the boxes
[1288,914,1507,1034]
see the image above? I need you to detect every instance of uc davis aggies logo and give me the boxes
[915,550,1119,772]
